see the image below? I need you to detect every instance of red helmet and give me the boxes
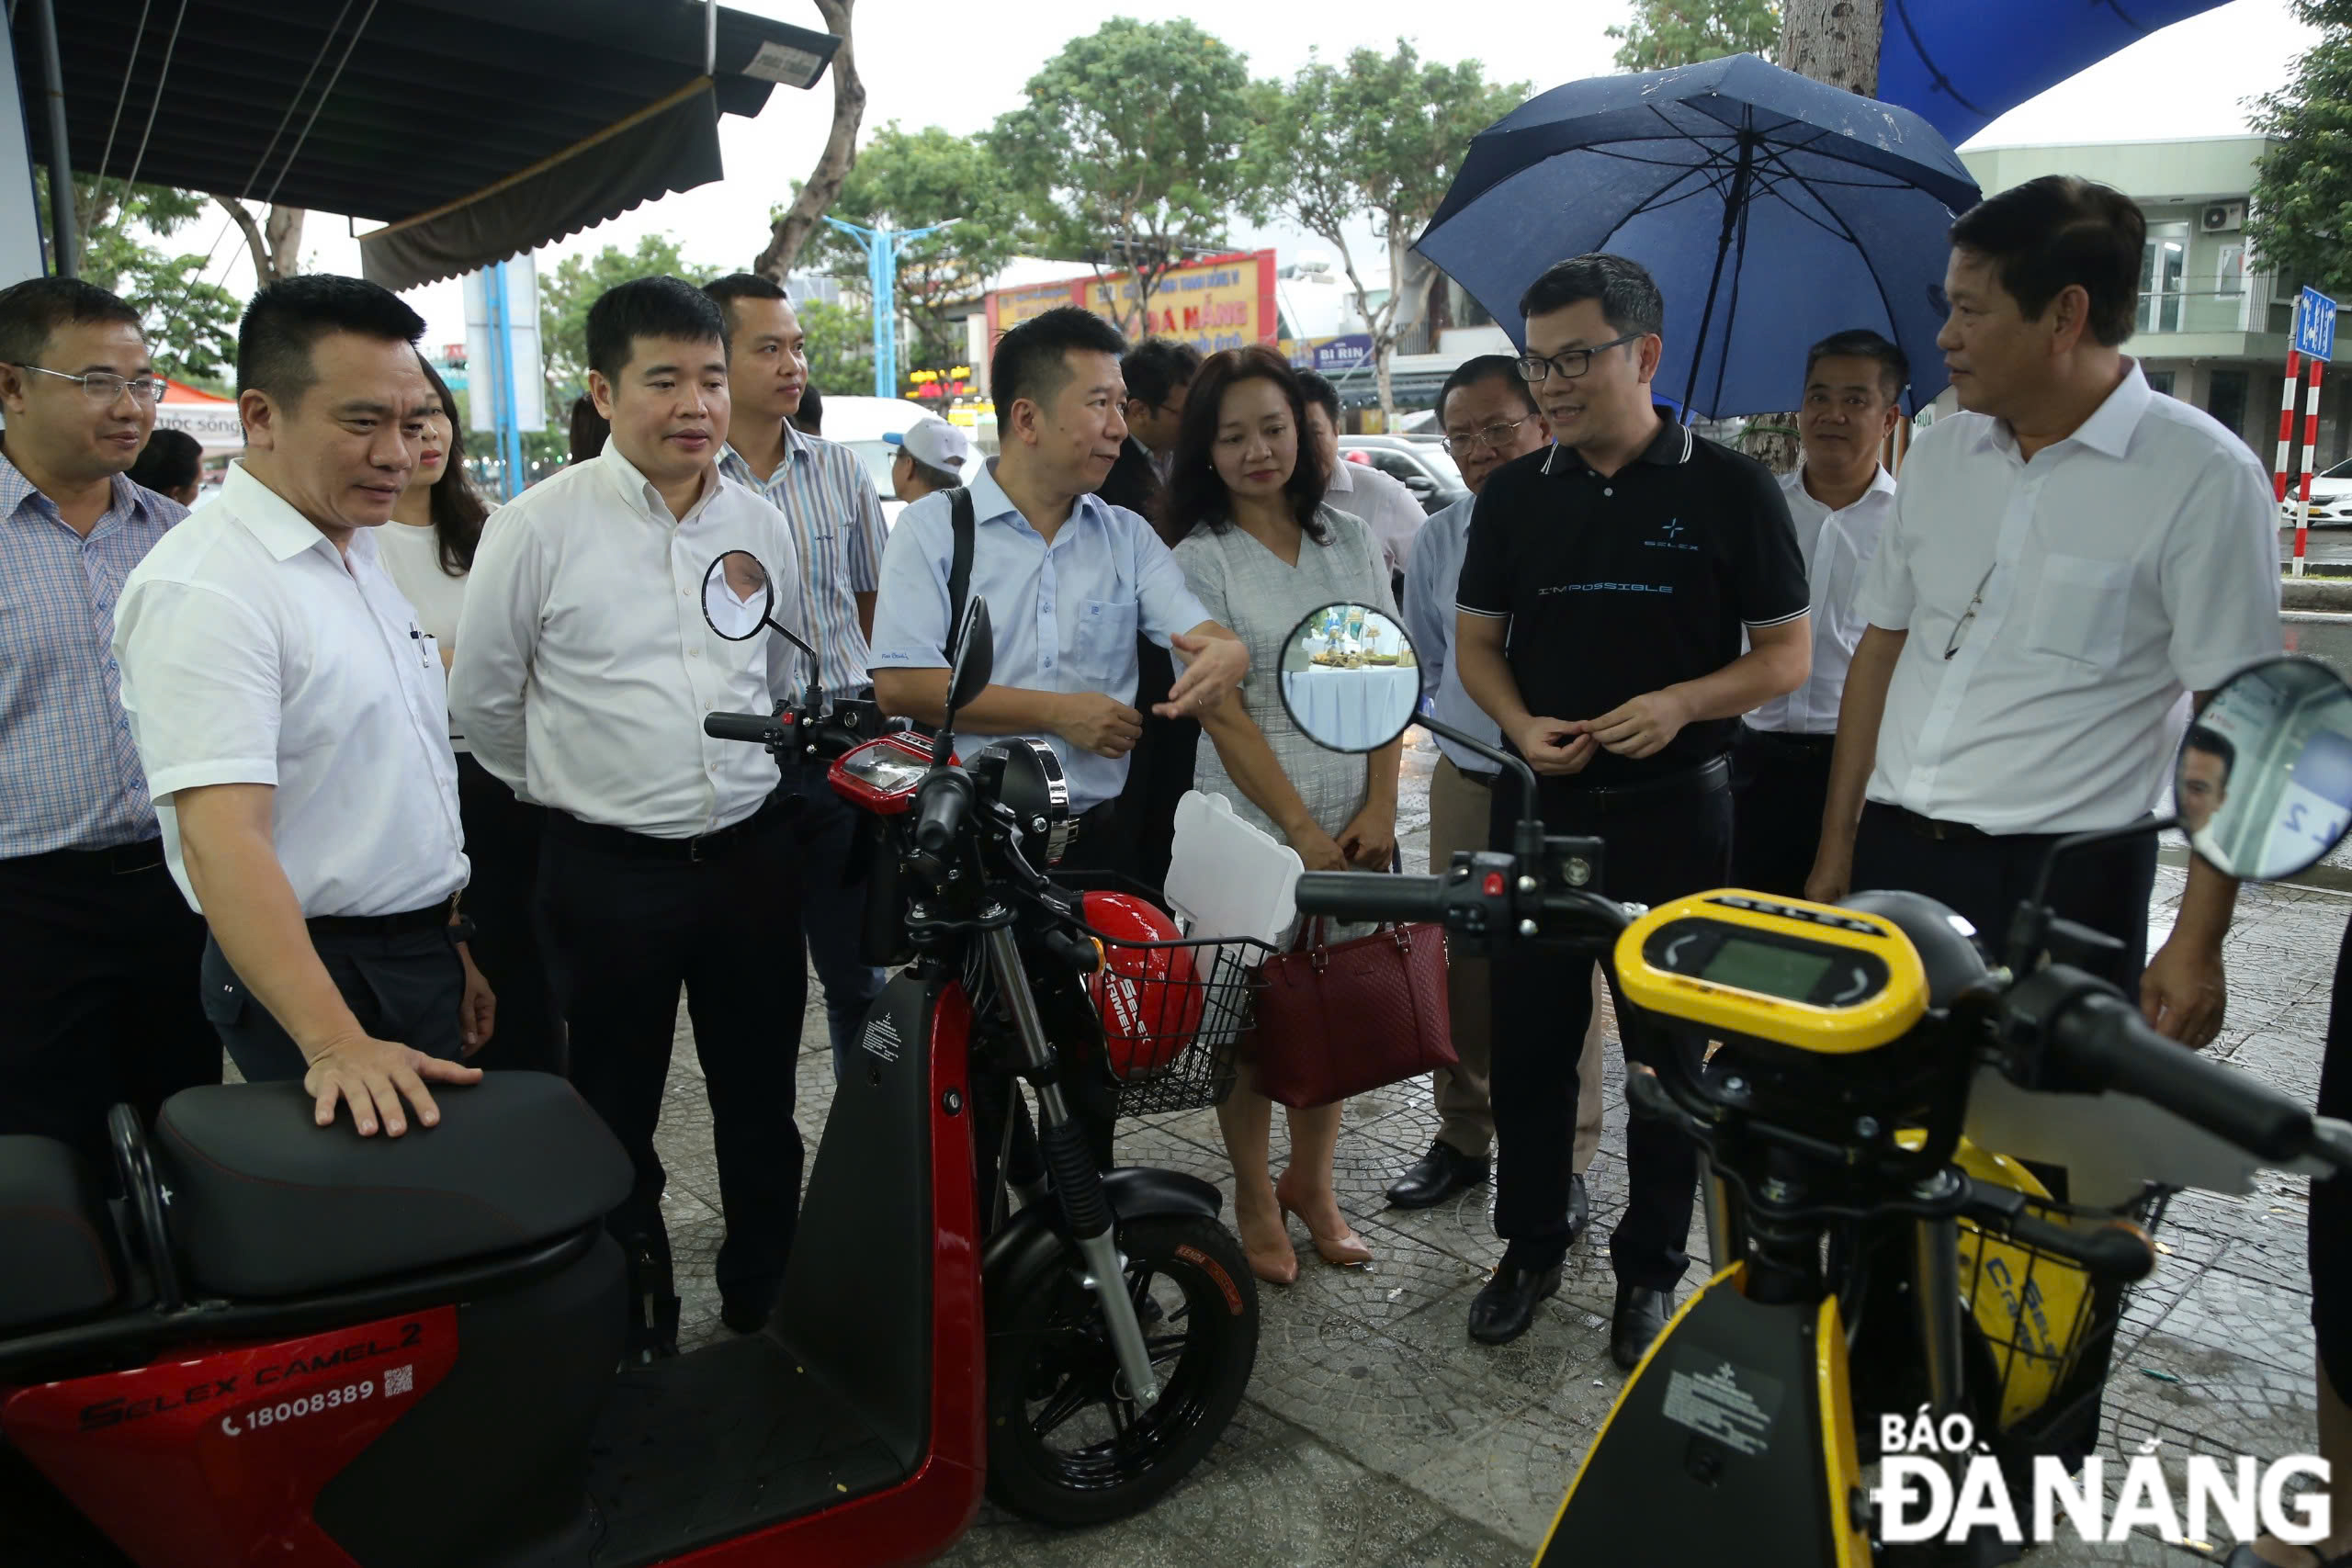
[1082,891,1204,1077]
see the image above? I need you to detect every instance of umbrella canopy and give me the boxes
[1416,54,1981,419]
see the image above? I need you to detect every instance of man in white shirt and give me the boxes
[451,276,810,1359]
[1298,368,1430,587]
[1807,175,2282,1049]
[115,275,492,1140]
[1733,330,1905,897]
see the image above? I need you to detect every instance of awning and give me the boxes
[14,0,836,292]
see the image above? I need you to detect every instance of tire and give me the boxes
[984,1213,1260,1527]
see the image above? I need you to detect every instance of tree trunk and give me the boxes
[266,206,305,280]
[752,0,864,282]
[1742,0,1886,472]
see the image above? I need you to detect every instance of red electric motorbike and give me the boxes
[0,571,1260,1567]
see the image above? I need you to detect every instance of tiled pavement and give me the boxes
[650,730,2346,1565]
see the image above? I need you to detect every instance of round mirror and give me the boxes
[702,550,775,642]
[2177,655,2352,881]
[1279,601,1423,754]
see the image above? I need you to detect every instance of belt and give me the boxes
[1555,753,1731,810]
[309,899,456,940]
[1445,757,1500,789]
[548,793,787,863]
[5,838,169,875]
[1880,804,1990,842]
[1739,724,1838,756]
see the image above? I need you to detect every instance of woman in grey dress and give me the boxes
[1167,346,1402,1286]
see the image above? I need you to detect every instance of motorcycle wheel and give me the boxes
[984,1213,1259,1527]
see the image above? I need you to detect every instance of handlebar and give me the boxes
[1294,871,1449,925]
[2048,987,2314,1164]
[2006,1210,2157,1283]
[704,711,784,745]
[914,773,970,855]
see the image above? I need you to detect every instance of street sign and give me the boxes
[2295,286,2337,363]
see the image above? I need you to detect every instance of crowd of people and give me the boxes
[0,164,2336,1554]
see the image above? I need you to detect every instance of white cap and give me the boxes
[885,416,973,475]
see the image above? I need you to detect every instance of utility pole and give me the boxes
[824,216,956,400]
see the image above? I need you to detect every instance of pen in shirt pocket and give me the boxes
[410,623,432,666]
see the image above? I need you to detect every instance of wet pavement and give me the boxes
[653,728,2344,1566]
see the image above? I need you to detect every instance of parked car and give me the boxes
[1337,434,1471,516]
[2282,457,2352,527]
[822,395,944,528]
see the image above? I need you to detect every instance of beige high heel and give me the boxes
[1232,1195,1299,1286]
[1275,1176,1374,1268]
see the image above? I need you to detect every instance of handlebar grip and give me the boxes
[913,776,968,855]
[2052,990,2312,1163]
[705,711,784,745]
[2007,1212,2156,1284]
[1293,871,1448,925]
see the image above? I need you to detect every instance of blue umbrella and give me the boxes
[1416,53,1982,419]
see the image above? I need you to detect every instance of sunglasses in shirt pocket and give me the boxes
[2023,552,2134,670]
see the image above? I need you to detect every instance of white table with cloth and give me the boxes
[1280,664,1419,750]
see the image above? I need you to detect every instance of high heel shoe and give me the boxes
[1274,1177,1374,1269]
[1232,1199,1299,1287]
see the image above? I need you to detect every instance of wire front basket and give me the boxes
[1091,931,1272,1119]
[1957,1183,2176,1438]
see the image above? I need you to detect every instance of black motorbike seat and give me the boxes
[153,1073,631,1300]
[0,1136,118,1333]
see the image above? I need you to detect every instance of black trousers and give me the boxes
[784,755,888,1080]
[201,921,469,1083]
[1488,770,1733,1288]
[1730,724,1836,899]
[1114,639,1200,894]
[537,805,807,1304]
[2312,917,2352,1400]
[1850,803,2159,986]
[454,752,561,1075]
[0,843,217,1168]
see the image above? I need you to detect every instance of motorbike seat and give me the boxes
[0,1137,119,1333]
[153,1073,631,1300]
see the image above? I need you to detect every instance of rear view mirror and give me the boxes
[702,551,775,642]
[2178,655,2352,881]
[947,597,994,715]
[1278,601,1424,754]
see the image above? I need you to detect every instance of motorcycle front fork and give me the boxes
[981,926,1163,1406]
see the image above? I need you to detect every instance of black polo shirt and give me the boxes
[1455,409,1807,785]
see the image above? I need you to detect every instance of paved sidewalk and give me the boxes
[654,730,2345,1566]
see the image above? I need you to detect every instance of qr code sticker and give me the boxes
[384,1364,414,1397]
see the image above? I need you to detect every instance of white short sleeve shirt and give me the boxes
[1325,458,1429,576]
[1747,465,1895,736]
[113,462,469,918]
[1854,363,2283,834]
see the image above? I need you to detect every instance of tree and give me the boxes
[537,234,720,402]
[754,0,866,281]
[990,18,1256,338]
[2251,0,2352,299]
[34,174,241,387]
[1608,0,1781,71]
[217,199,307,287]
[799,298,876,395]
[802,123,1020,373]
[1778,0,1880,91]
[1251,45,1525,426]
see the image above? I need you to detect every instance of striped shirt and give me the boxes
[0,447,187,855]
[718,423,889,704]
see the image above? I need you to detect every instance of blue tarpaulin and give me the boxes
[1878,0,2234,146]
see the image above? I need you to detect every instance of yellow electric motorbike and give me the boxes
[1278,604,2352,1568]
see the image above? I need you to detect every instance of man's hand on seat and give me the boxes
[303,1034,482,1136]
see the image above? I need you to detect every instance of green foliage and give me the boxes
[1607,0,1781,71]
[32,174,239,385]
[537,234,720,400]
[799,298,876,396]
[805,122,1019,369]
[2251,1,2352,298]
[989,18,1256,331]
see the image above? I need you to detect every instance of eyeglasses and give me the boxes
[1515,332,1644,384]
[8,364,165,405]
[1942,563,1996,660]
[1440,417,1531,457]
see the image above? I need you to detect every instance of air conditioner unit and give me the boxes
[2201,201,2246,233]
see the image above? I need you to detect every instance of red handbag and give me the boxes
[1246,919,1456,1109]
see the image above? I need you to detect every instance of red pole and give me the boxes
[2278,348,2303,506]
[2296,358,2326,576]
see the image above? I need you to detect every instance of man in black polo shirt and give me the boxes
[1455,254,1811,1359]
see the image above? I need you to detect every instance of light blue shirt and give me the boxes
[1400,495,1503,777]
[868,457,1213,812]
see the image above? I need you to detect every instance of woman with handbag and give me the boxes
[1169,346,1400,1285]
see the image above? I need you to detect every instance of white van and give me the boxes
[816,395,938,529]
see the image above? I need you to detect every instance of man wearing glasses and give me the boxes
[1454,254,1811,1360]
[1804,177,2280,1052]
[1385,355,1611,1224]
[0,277,220,1166]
